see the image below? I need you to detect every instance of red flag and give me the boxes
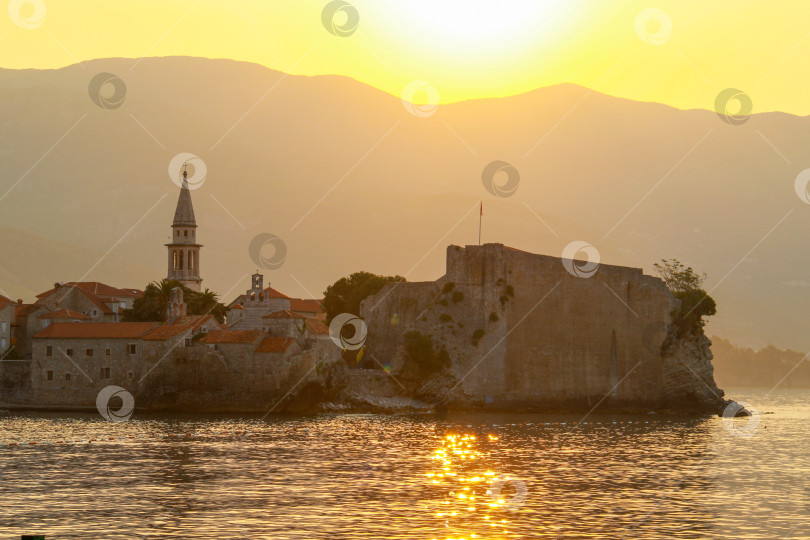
[480,201,483,216]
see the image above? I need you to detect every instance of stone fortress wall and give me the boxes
[361,243,723,411]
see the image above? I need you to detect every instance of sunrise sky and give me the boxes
[2,0,810,113]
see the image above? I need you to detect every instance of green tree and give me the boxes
[187,288,228,324]
[123,280,227,324]
[653,259,717,334]
[322,271,405,323]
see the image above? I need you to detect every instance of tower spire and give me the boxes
[165,165,202,292]
[172,166,196,227]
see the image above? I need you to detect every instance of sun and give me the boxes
[376,0,580,56]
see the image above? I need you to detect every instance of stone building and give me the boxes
[8,281,142,358]
[35,281,142,323]
[30,321,161,405]
[226,273,292,329]
[226,272,325,330]
[261,310,330,340]
[0,295,15,357]
[290,299,325,320]
[166,169,203,292]
[360,243,725,412]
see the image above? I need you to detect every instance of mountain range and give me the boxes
[0,56,808,351]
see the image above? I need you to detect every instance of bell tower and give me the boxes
[166,168,202,292]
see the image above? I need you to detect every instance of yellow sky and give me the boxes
[3,0,810,114]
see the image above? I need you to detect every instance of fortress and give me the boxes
[0,172,727,414]
[356,243,725,413]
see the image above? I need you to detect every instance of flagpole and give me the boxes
[478,201,482,245]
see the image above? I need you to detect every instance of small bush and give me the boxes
[452,291,464,303]
[496,278,504,286]
[489,312,499,322]
[440,313,453,323]
[499,295,509,306]
[472,328,485,345]
[442,282,455,294]
[439,298,448,306]
[505,285,514,298]
[403,331,450,376]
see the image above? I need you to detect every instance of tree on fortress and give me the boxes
[322,271,406,323]
[123,280,227,324]
[653,259,717,334]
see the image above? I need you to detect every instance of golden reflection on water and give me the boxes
[427,432,523,539]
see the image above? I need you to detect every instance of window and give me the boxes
[184,338,191,347]
[105,348,111,357]
[201,327,208,333]
[65,373,71,382]
[91,309,98,318]
[46,345,53,357]
[66,348,73,357]
[46,370,53,381]
[86,348,93,357]
[184,230,188,237]
[128,344,137,355]
[100,367,110,379]
[128,371,134,380]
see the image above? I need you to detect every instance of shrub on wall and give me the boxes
[653,259,717,335]
[403,331,451,376]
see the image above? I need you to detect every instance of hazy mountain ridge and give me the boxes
[0,57,808,351]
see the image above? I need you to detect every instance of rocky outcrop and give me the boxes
[661,331,729,414]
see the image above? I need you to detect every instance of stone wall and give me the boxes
[136,345,323,412]
[0,359,32,405]
[29,337,143,407]
[360,243,721,412]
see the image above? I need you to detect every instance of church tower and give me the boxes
[166,169,202,292]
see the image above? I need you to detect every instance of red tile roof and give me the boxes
[290,298,324,315]
[33,322,159,339]
[264,286,290,299]
[36,284,113,314]
[36,282,142,300]
[38,309,89,320]
[306,319,329,335]
[141,315,218,341]
[200,329,262,344]
[254,336,296,353]
[263,310,307,319]
[0,295,12,310]
[15,304,46,318]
